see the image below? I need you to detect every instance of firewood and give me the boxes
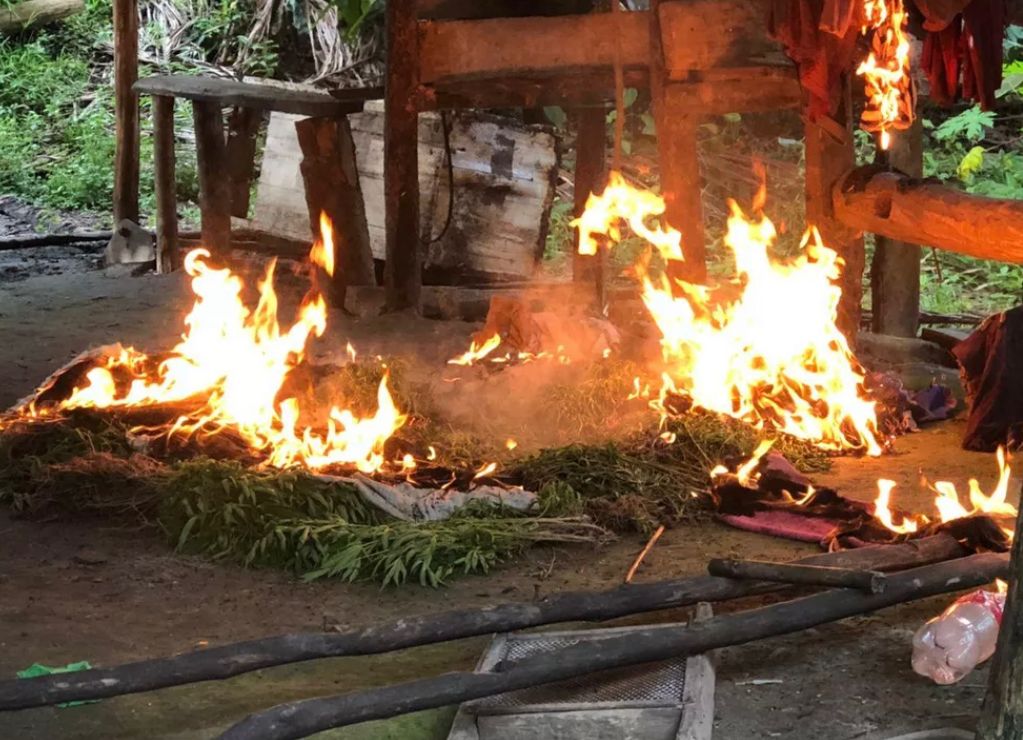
[0,534,968,711]
[219,553,1008,740]
[708,559,887,594]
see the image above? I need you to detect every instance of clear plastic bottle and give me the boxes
[911,589,1005,685]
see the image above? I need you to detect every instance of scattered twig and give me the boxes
[624,524,665,583]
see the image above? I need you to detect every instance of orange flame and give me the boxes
[29,229,405,473]
[873,447,1017,537]
[577,173,882,455]
[857,0,914,150]
[309,213,336,276]
[448,333,501,366]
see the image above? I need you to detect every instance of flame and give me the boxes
[857,0,914,150]
[873,479,920,533]
[309,213,336,276]
[473,461,498,480]
[873,447,1018,537]
[577,173,881,455]
[29,233,406,473]
[448,333,501,366]
[505,438,518,451]
[346,342,357,363]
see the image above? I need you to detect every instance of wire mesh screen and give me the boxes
[470,633,687,710]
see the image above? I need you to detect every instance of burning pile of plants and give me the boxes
[0,175,950,585]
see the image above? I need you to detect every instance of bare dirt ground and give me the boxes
[0,263,1010,739]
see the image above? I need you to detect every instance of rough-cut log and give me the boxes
[384,0,422,312]
[708,559,887,593]
[0,0,82,32]
[112,0,139,224]
[295,116,376,307]
[0,534,966,712]
[806,79,864,340]
[220,553,1008,740]
[834,169,1023,265]
[870,101,922,338]
[651,0,705,284]
[0,231,111,249]
[572,107,606,284]
[135,76,363,118]
[978,490,1023,738]
[152,94,177,273]
[225,107,263,219]
[192,100,232,256]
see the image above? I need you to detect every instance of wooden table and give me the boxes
[133,75,370,293]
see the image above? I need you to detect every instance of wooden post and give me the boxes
[572,107,606,283]
[296,116,376,308]
[152,94,177,273]
[805,78,864,342]
[649,0,705,284]
[192,100,232,256]
[112,0,139,224]
[977,501,1023,739]
[225,107,264,220]
[870,118,923,337]
[384,0,421,312]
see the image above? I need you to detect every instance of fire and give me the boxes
[872,447,1018,536]
[577,173,881,456]
[857,0,914,150]
[309,212,336,276]
[448,333,501,366]
[23,219,406,474]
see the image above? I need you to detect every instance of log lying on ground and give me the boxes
[0,231,112,250]
[220,553,1009,740]
[0,534,967,711]
[0,0,83,32]
[708,558,887,594]
[833,169,1023,264]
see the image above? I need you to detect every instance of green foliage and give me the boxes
[334,0,382,38]
[932,106,995,142]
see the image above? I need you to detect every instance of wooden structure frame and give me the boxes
[111,0,1023,335]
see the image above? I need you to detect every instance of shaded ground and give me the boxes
[0,263,1011,739]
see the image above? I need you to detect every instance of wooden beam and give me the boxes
[661,70,801,115]
[978,495,1023,738]
[224,107,263,219]
[135,75,363,118]
[834,170,1023,265]
[191,100,231,256]
[296,116,376,308]
[805,79,864,341]
[418,3,789,84]
[0,0,83,33]
[870,119,923,337]
[384,0,422,312]
[152,95,177,273]
[112,0,139,224]
[572,108,606,284]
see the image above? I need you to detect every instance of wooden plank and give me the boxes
[418,3,788,84]
[385,0,421,311]
[135,75,363,117]
[661,70,800,115]
[192,100,231,255]
[572,108,606,284]
[420,69,650,110]
[296,116,375,307]
[224,107,264,219]
[247,107,556,282]
[0,0,82,33]
[805,79,864,341]
[677,603,715,740]
[870,119,923,337]
[152,95,177,273]
[112,0,139,224]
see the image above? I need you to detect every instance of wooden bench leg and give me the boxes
[296,116,375,308]
[656,106,706,285]
[572,107,606,284]
[192,100,232,257]
[384,0,421,312]
[152,94,178,273]
[225,107,263,220]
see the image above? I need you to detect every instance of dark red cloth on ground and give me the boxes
[919,0,1005,110]
[952,306,1023,452]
